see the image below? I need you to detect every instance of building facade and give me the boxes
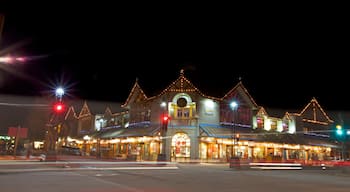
[60,70,340,162]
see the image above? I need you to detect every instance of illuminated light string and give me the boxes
[123,70,221,107]
[303,119,329,125]
[221,81,258,107]
[216,129,338,136]
[121,81,147,108]
[299,98,333,123]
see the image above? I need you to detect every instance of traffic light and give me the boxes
[236,133,240,142]
[53,102,65,113]
[334,124,350,141]
[161,114,170,132]
[336,125,344,136]
[162,115,169,122]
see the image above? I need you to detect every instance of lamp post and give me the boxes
[54,87,65,150]
[45,87,65,161]
[97,118,103,158]
[230,101,238,158]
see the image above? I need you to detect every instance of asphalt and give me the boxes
[1,155,350,175]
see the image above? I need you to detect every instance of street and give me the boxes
[0,162,350,192]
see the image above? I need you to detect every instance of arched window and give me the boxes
[169,93,196,119]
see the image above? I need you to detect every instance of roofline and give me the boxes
[221,81,258,108]
[121,80,148,108]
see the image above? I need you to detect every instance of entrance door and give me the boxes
[171,133,190,159]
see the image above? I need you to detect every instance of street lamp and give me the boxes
[161,102,166,109]
[230,101,238,158]
[96,118,103,158]
[55,87,65,101]
[45,86,66,161]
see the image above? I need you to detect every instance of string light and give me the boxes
[299,98,334,123]
[122,81,147,108]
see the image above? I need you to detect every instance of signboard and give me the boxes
[8,127,28,138]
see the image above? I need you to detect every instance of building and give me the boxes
[58,69,342,162]
[0,94,51,154]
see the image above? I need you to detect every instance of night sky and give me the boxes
[0,4,348,110]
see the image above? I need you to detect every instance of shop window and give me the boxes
[257,117,264,129]
[270,120,277,130]
[283,122,288,132]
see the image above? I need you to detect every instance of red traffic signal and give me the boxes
[161,114,170,126]
[53,102,65,113]
[163,115,169,121]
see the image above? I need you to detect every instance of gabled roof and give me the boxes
[221,81,258,109]
[283,112,292,120]
[64,106,78,120]
[104,107,112,116]
[299,97,334,124]
[256,107,268,116]
[122,79,148,108]
[78,101,92,117]
[148,69,220,101]
[69,100,123,117]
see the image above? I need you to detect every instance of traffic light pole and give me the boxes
[161,121,167,155]
[45,112,60,161]
[44,90,66,161]
[158,114,169,161]
[335,124,349,160]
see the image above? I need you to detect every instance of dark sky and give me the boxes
[0,4,348,110]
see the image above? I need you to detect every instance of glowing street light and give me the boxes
[230,101,238,110]
[55,87,65,101]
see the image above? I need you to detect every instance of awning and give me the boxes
[199,124,256,140]
[116,125,160,138]
[302,134,340,148]
[97,125,160,139]
[98,128,124,139]
[255,132,340,148]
